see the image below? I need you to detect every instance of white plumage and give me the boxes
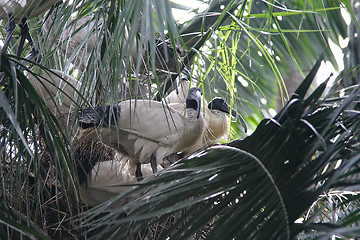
[28,69,83,116]
[78,87,204,174]
[43,13,104,70]
[29,68,246,206]
[206,97,247,139]
[27,69,159,205]
[80,152,163,206]
[77,88,205,205]
[164,80,247,155]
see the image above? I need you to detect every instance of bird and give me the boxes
[79,96,246,205]
[206,97,247,141]
[27,69,83,117]
[77,87,205,178]
[27,69,163,205]
[163,80,247,157]
[80,151,164,206]
[43,10,104,71]
[28,68,150,116]
[0,0,59,59]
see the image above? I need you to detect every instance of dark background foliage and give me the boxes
[0,0,359,239]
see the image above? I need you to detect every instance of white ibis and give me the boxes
[43,12,105,71]
[80,152,163,205]
[0,0,59,59]
[26,69,162,205]
[27,69,83,116]
[78,96,248,206]
[164,80,247,155]
[77,87,204,178]
[182,97,247,155]
[206,97,247,141]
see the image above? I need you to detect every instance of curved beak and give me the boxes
[196,93,202,119]
[186,87,202,119]
[175,76,179,95]
[231,109,247,133]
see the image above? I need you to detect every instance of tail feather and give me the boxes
[78,105,121,128]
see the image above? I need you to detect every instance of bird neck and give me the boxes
[186,108,200,122]
[207,113,229,142]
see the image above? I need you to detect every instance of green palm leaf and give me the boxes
[0,0,359,239]
[78,58,360,239]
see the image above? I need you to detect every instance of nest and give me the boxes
[72,132,116,185]
[47,111,116,185]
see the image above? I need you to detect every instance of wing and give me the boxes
[77,99,188,146]
[29,69,82,114]
[116,99,187,143]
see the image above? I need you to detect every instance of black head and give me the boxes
[208,98,230,114]
[208,98,247,133]
[186,87,202,119]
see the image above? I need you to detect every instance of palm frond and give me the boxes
[0,1,359,239]
[77,57,360,239]
[0,55,79,238]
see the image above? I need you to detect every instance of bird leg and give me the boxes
[150,153,157,173]
[135,162,144,182]
[166,153,181,165]
[1,14,16,54]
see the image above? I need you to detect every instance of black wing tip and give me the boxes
[77,108,100,129]
[77,105,121,129]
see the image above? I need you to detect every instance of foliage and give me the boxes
[77,57,360,239]
[0,0,359,239]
